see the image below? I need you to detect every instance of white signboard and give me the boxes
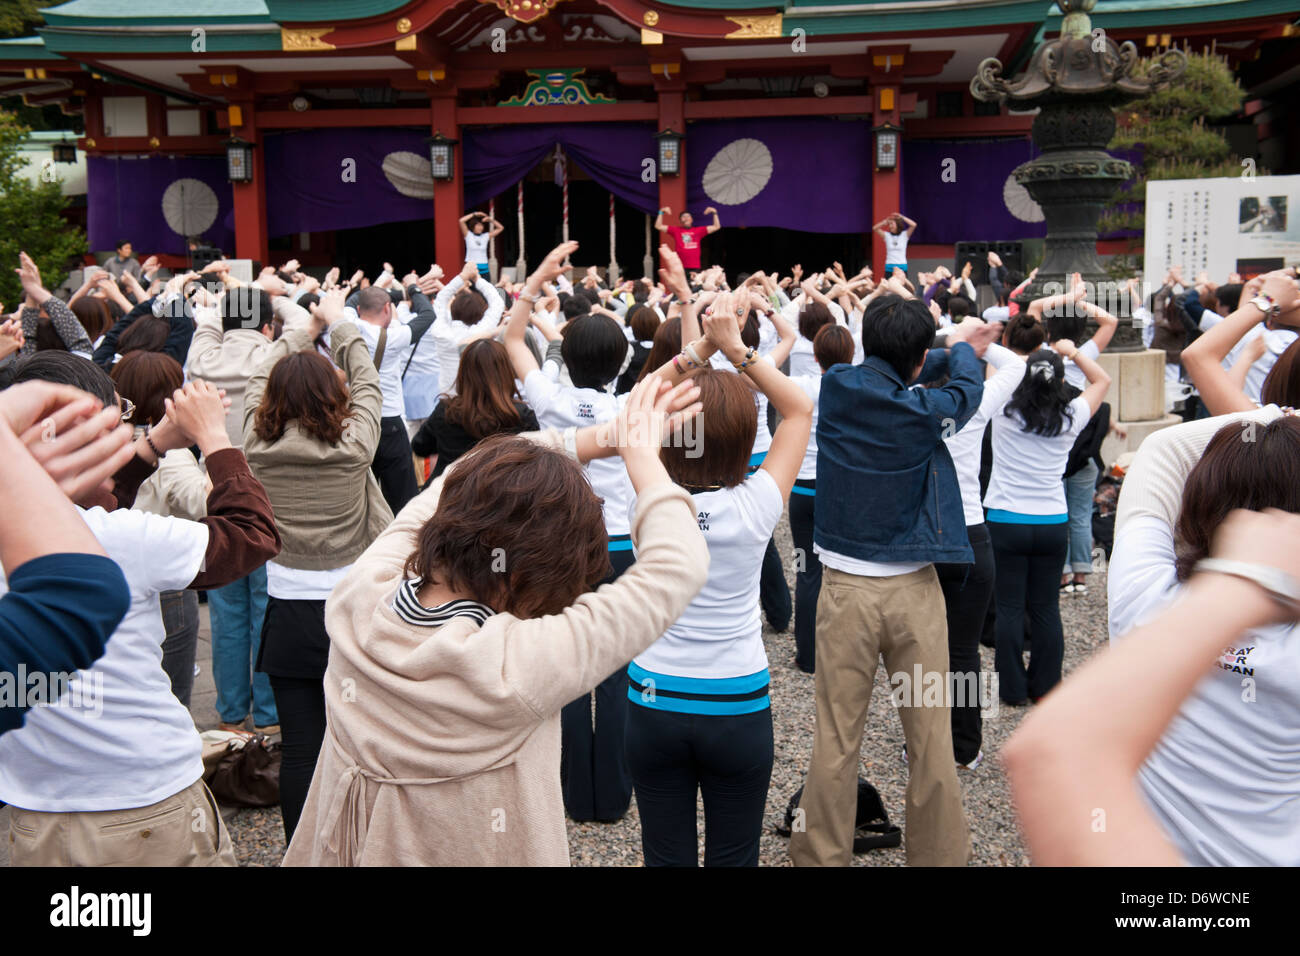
[1144,175,1300,283]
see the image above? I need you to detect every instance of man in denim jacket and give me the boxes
[790,291,1001,867]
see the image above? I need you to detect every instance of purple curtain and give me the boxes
[263,128,431,237]
[87,155,234,255]
[684,118,874,233]
[901,138,1046,243]
[462,123,659,211]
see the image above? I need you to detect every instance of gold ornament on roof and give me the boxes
[280,27,336,51]
[725,14,782,40]
[397,17,412,33]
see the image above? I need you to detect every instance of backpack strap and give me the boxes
[372,324,387,371]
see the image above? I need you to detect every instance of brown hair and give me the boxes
[253,350,354,445]
[627,304,659,343]
[110,351,183,426]
[72,296,113,341]
[1174,416,1300,580]
[116,315,169,354]
[404,435,608,617]
[35,315,68,352]
[660,369,756,489]
[637,315,681,383]
[1003,312,1045,354]
[441,339,524,439]
[798,300,834,342]
[1261,337,1300,409]
[814,323,854,370]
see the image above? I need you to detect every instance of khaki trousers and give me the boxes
[789,565,971,866]
[8,777,238,867]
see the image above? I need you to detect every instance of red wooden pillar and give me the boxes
[431,91,464,271]
[229,100,268,265]
[657,88,687,223]
[870,86,902,278]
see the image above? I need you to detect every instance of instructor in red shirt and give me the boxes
[656,206,721,271]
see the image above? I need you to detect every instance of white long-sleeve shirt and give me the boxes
[429,275,505,396]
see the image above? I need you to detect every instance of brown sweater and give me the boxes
[242,321,392,571]
[282,431,709,866]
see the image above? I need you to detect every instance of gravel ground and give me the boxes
[220,510,1112,868]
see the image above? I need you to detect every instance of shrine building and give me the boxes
[1,0,1297,278]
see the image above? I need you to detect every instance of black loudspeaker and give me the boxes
[954,241,990,285]
[992,241,1024,278]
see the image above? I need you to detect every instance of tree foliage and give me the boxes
[0,1,44,39]
[1101,50,1247,277]
[0,110,86,307]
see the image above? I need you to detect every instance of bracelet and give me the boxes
[1068,348,1080,362]
[562,426,579,461]
[1193,557,1300,614]
[144,426,163,462]
[683,342,706,368]
[672,355,685,374]
[732,347,759,371]
[517,289,539,305]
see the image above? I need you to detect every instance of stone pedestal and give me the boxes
[1096,348,1166,423]
[1101,412,1182,467]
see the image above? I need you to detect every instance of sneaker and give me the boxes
[958,750,983,771]
[1059,582,1075,595]
[253,724,281,736]
[1072,582,1088,596]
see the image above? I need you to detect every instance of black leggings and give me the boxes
[267,674,326,844]
[934,523,995,764]
[626,704,773,867]
[560,549,635,822]
[987,520,1068,704]
[787,490,820,672]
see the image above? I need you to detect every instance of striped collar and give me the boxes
[392,579,494,628]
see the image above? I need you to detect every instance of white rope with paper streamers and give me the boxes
[488,196,498,282]
[515,181,527,280]
[608,192,618,285]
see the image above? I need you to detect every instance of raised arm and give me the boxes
[703,206,722,234]
[1005,508,1300,866]
[1051,337,1111,415]
[704,294,812,501]
[1183,272,1300,415]
[505,241,577,382]
[654,207,670,233]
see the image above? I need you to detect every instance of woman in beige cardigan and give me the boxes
[283,373,709,866]
[242,288,393,842]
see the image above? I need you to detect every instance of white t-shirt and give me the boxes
[267,562,352,601]
[430,275,506,398]
[1062,338,1100,391]
[1225,327,1298,403]
[1108,514,1300,866]
[352,317,411,418]
[883,230,909,264]
[464,231,490,266]
[790,373,824,481]
[815,547,926,578]
[984,395,1092,516]
[946,346,1025,525]
[0,507,208,812]
[523,369,633,536]
[634,468,781,679]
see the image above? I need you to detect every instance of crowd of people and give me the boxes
[0,215,1297,868]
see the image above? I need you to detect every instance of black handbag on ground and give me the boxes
[774,778,903,853]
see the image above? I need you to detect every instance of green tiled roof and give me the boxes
[0,36,61,60]
[41,0,273,26]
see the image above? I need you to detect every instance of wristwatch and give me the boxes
[1250,294,1279,316]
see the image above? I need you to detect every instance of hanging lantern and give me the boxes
[52,139,77,164]
[225,137,254,183]
[872,123,902,172]
[655,128,683,177]
[427,132,458,182]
